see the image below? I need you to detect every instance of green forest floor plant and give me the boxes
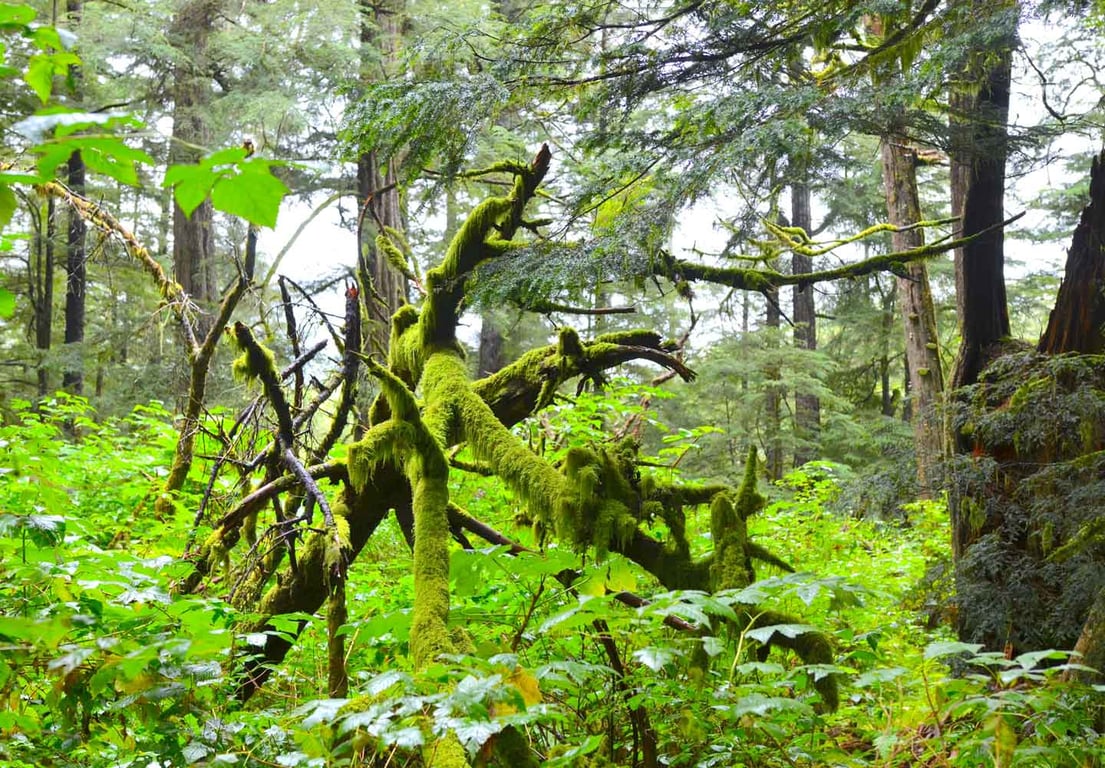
[1,392,1102,767]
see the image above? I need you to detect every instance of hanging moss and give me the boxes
[229,322,278,383]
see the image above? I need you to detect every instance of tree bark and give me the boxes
[169,0,221,324]
[1038,150,1105,355]
[62,0,86,394]
[764,283,784,480]
[948,9,1014,391]
[34,198,55,395]
[358,0,407,357]
[881,136,945,496]
[478,315,506,376]
[791,180,819,467]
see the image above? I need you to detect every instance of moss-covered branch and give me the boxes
[657,211,1025,293]
[419,145,551,353]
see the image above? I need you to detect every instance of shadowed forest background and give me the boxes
[3,0,1105,766]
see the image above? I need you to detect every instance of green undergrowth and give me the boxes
[1,393,1102,767]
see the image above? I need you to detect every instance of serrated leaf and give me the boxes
[729,693,813,717]
[702,635,725,657]
[211,163,287,227]
[165,164,217,217]
[34,142,77,181]
[384,726,424,748]
[294,698,348,727]
[632,646,677,671]
[745,624,820,644]
[453,717,501,748]
[923,641,984,660]
[24,55,54,102]
[365,669,408,696]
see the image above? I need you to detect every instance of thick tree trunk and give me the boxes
[62,0,86,394]
[948,29,1013,391]
[880,136,945,496]
[791,181,819,467]
[358,0,407,357]
[169,0,220,325]
[1038,150,1105,355]
[946,2,1017,647]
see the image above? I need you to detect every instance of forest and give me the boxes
[2,0,1105,765]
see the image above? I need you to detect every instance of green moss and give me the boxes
[423,731,470,768]
[710,492,752,591]
[388,305,423,385]
[229,323,278,383]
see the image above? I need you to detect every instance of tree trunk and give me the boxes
[791,180,819,467]
[62,0,86,394]
[34,198,55,395]
[764,284,784,481]
[478,316,506,376]
[948,12,1014,391]
[169,0,220,328]
[880,136,945,497]
[1038,150,1105,355]
[357,0,407,357]
[946,2,1017,647]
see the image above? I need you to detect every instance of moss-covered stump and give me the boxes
[949,351,1105,654]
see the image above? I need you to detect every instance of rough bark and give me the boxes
[169,0,221,322]
[1067,587,1105,684]
[764,282,784,481]
[34,198,55,395]
[791,180,819,467]
[948,19,1014,391]
[62,0,86,394]
[881,136,945,496]
[358,0,407,357]
[1038,150,1105,355]
[478,315,506,376]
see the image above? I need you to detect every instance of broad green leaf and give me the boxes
[34,142,77,180]
[632,645,678,671]
[0,5,36,26]
[923,640,984,660]
[452,718,501,749]
[745,624,820,644]
[24,54,55,103]
[165,163,218,218]
[205,147,250,166]
[210,162,288,227]
[77,138,153,186]
[0,183,14,233]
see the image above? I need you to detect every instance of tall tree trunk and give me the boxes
[790,180,819,467]
[62,0,86,394]
[478,317,506,377]
[169,0,220,330]
[764,284,784,481]
[948,8,1014,391]
[881,136,945,497]
[35,199,55,395]
[357,0,407,357]
[1038,151,1105,355]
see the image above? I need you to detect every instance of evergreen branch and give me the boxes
[661,212,1025,292]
